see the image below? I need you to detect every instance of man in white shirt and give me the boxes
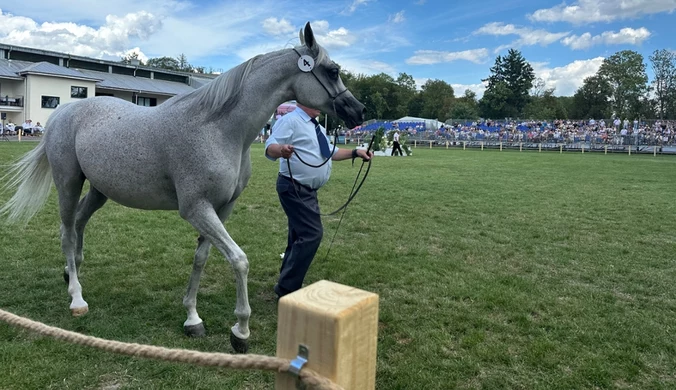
[265,103,372,298]
[22,120,33,135]
[391,130,404,156]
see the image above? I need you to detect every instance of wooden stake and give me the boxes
[654,146,657,157]
[605,144,608,155]
[499,142,502,151]
[538,143,541,153]
[481,142,484,151]
[519,142,522,152]
[581,144,584,154]
[559,145,562,154]
[446,141,448,149]
[276,280,379,390]
[628,145,631,155]
[463,141,466,150]
[429,141,432,149]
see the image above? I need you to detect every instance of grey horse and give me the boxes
[0,22,365,353]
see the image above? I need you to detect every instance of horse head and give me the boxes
[291,22,365,129]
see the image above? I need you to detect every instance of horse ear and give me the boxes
[303,22,316,52]
[299,27,305,46]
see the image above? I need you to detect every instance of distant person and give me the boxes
[391,130,404,156]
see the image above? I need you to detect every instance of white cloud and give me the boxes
[122,47,149,63]
[262,17,295,36]
[307,20,357,49]
[532,57,605,96]
[561,27,651,50]
[336,57,396,76]
[529,0,676,24]
[391,11,406,23]
[0,9,162,59]
[406,48,489,65]
[474,22,569,53]
[343,0,373,15]
[451,82,487,99]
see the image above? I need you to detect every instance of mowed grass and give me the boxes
[0,141,675,390]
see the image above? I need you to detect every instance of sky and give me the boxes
[1,0,675,98]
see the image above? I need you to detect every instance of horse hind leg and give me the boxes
[55,175,88,316]
[183,235,211,337]
[63,187,108,284]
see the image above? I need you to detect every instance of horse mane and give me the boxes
[168,55,260,119]
[166,43,328,120]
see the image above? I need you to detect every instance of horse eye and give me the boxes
[329,68,339,80]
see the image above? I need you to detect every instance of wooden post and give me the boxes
[654,146,657,157]
[17,130,21,142]
[581,144,584,154]
[499,142,502,151]
[463,141,466,150]
[559,145,562,154]
[414,140,417,148]
[481,142,484,151]
[519,142,522,152]
[276,280,379,390]
[628,145,631,155]
[538,143,541,153]
[605,144,608,155]
[446,141,448,149]
[429,141,432,149]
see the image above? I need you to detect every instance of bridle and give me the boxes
[282,48,374,217]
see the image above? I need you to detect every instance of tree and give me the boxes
[120,52,145,66]
[570,74,612,119]
[481,49,535,118]
[419,79,454,120]
[176,53,192,72]
[449,89,479,120]
[649,49,676,119]
[598,50,648,119]
[479,81,510,118]
[146,56,180,71]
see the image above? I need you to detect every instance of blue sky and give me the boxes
[1,0,674,97]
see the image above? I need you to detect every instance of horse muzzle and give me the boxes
[335,92,365,129]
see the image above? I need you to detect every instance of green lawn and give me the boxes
[1,142,675,389]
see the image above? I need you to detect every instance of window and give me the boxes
[71,86,88,98]
[41,96,60,109]
[136,97,157,107]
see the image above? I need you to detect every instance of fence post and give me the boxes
[538,143,541,153]
[499,142,502,151]
[446,141,448,149]
[559,145,562,154]
[604,145,607,155]
[654,145,657,157]
[581,144,584,154]
[519,142,522,152]
[276,280,379,390]
[628,145,631,155]
[429,141,432,149]
[481,142,484,151]
[414,140,417,148]
[463,141,466,150]
[18,130,21,142]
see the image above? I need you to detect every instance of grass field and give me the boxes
[0,141,675,390]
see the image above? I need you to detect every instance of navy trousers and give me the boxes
[275,175,323,297]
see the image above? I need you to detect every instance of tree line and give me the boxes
[123,47,676,128]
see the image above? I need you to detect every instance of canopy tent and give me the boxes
[393,116,442,130]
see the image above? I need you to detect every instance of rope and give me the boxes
[0,308,343,390]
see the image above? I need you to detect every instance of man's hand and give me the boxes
[280,144,295,159]
[356,149,374,161]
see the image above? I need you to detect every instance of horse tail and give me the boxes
[1,138,53,225]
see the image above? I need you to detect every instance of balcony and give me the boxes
[0,96,24,108]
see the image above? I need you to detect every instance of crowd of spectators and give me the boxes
[429,119,676,146]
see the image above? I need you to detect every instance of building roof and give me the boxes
[77,69,199,96]
[0,59,32,80]
[17,61,102,81]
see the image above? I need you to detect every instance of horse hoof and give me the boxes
[230,330,249,353]
[184,322,206,338]
[70,306,88,317]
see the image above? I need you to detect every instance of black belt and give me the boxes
[278,173,316,192]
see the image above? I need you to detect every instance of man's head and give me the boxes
[297,103,320,120]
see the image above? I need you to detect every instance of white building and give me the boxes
[0,43,216,127]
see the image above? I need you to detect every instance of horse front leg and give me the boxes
[183,235,211,337]
[180,202,251,353]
